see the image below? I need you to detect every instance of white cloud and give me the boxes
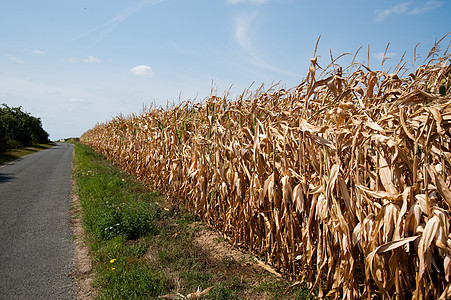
[129,65,154,77]
[376,2,411,22]
[235,13,256,51]
[31,49,45,55]
[0,75,141,140]
[227,0,269,4]
[68,98,86,103]
[70,0,165,47]
[7,54,24,63]
[410,0,444,14]
[372,52,397,61]
[0,76,99,139]
[66,56,103,63]
[233,13,299,78]
[83,56,103,63]
[376,0,444,21]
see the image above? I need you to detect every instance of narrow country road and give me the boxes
[0,142,76,299]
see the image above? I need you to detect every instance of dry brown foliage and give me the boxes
[81,35,451,299]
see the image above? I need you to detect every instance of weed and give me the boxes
[74,143,160,241]
[97,261,166,299]
[206,284,240,300]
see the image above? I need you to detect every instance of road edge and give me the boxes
[68,164,97,299]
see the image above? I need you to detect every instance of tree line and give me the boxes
[0,104,49,151]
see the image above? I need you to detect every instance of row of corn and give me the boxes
[81,38,451,299]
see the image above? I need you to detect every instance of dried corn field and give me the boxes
[81,36,451,299]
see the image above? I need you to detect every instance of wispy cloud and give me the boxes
[376,1,444,22]
[68,98,87,103]
[31,49,45,55]
[372,52,397,61]
[83,56,103,63]
[129,65,154,77]
[66,56,103,63]
[0,75,120,139]
[376,2,411,22]
[233,13,299,78]
[7,54,24,63]
[70,0,165,47]
[410,0,444,14]
[227,0,269,5]
[235,13,256,51]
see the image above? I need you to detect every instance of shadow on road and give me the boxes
[0,173,15,183]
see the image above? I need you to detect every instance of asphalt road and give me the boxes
[0,143,76,299]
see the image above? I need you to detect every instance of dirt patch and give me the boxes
[191,223,287,299]
[68,190,96,299]
[193,226,249,265]
[193,223,283,276]
[147,199,298,299]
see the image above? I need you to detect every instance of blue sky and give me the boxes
[0,0,449,140]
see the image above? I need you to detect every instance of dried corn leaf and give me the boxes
[427,165,451,207]
[375,235,420,254]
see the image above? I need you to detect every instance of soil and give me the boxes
[69,190,96,300]
[191,224,285,299]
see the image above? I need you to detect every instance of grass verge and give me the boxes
[0,143,55,164]
[72,141,312,299]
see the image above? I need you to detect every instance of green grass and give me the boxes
[0,143,55,164]
[73,142,166,299]
[72,141,313,299]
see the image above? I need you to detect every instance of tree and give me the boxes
[0,104,49,151]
